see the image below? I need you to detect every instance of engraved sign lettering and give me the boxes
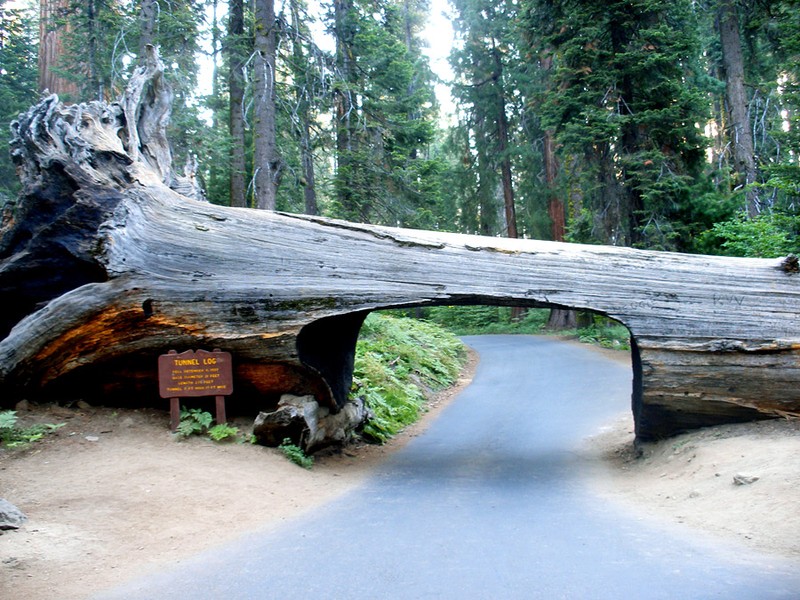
[158,349,233,398]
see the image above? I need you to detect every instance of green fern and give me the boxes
[0,410,64,448]
[208,423,239,442]
[279,438,313,469]
[353,314,467,444]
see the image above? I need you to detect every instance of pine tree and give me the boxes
[1,0,39,198]
[449,0,520,237]
[329,0,440,225]
[522,0,708,250]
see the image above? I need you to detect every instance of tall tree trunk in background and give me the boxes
[544,130,565,240]
[474,110,495,236]
[290,0,318,215]
[38,0,78,98]
[403,0,418,160]
[611,9,645,247]
[497,97,517,238]
[253,0,280,210]
[85,0,103,100]
[492,42,517,239]
[334,0,357,217]
[138,0,156,59]
[228,0,247,207]
[540,49,565,244]
[544,127,577,329]
[490,39,523,320]
[300,115,318,215]
[537,52,573,328]
[718,0,760,217]
[206,0,224,202]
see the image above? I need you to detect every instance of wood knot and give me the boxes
[781,254,799,274]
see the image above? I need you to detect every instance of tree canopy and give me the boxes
[1,0,798,257]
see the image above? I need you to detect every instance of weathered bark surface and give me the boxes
[2,60,799,443]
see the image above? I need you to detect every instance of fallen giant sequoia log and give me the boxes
[2,53,799,444]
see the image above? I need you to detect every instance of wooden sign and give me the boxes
[158,349,233,431]
[158,349,233,398]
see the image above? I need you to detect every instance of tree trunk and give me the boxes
[138,0,157,63]
[301,114,318,215]
[543,128,576,330]
[544,130,564,242]
[253,0,280,210]
[497,93,517,239]
[85,0,103,100]
[718,0,760,217]
[3,67,800,445]
[334,0,358,218]
[290,0,318,216]
[38,0,78,98]
[228,0,248,208]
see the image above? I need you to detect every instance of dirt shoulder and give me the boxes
[2,344,799,600]
[586,412,800,559]
[582,341,800,560]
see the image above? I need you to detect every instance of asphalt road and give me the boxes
[97,336,800,599]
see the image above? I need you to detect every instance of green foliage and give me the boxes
[520,0,708,249]
[699,211,800,258]
[279,437,314,469]
[60,0,131,101]
[423,306,549,335]
[352,313,467,443]
[176,407,240,442]
[574,323,631,351]
[176,407,214,438]
[0,410,16,430]
[329,0,443,225]
[208,423,240,442]
[0,410,65,449]
[423,306,630,351]
[0,1,38,199]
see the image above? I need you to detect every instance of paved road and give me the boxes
[97,336,800,599]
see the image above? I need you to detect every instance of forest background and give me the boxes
[1,0,799,267]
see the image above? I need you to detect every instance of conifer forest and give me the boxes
[1,0,799,257]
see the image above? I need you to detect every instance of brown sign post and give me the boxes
[158,349,233,431]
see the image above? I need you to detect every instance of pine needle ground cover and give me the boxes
[352,313,467,443]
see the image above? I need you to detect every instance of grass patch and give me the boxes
[352,313,467,444]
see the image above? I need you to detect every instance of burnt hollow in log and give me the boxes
[296,311,369,408]
[1,50,799,443]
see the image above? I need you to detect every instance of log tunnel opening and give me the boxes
[296,304,642,435]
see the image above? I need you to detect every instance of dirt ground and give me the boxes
[2,347,799,599]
